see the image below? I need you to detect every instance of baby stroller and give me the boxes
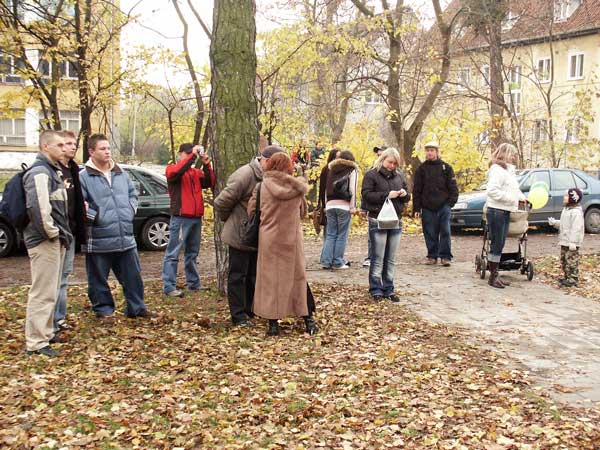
[475,203,534,281]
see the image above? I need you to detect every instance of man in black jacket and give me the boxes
[413,141,459,266]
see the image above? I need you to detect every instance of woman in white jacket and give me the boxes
[485,143,526,288]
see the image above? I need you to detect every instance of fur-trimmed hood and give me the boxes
[328,158,359,173]
[263,171,309,200]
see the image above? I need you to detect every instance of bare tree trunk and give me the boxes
[172,0,204,145]
[75,0,93,160]
[210,0,259,294]
[488,13,505,149]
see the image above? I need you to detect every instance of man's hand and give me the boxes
[191,145,201,156]
[388,190,400,199]
[397,189,407,198]
[84,201,89,213]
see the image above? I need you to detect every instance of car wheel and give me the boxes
[0,221,16,258]
[584,207,600,234]
[141,217,170,251]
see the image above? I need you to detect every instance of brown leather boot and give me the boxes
[488,262,505,289]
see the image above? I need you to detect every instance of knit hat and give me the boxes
[567,188,583,205]
[373,145,387,154]
[424,141,439,150]
[261,145,284,159]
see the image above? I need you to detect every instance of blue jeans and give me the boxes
[368,218,402,296]
[486,207,510,263]
[320,208,351,268]
[86,248,146,316]
[162,216,203,293]
[54,242,75,330]
[421,205,453,260]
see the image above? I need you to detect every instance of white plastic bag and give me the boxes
[377,198,400,229]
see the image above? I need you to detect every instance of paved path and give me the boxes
[308,258,600,408]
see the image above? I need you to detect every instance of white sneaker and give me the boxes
[362,259,371,267]
[165,289,184,298]
[333,264,350,270]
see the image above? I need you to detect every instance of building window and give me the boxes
[565,118,580,143]
[506,91,521,115]
[60,111,80,132]
[568,53,584,80]
[481,65,490,87]
[0,51,25,84]
[502,10,519,30]
[554,0,581,22]
[0,111,26,146]
[458,67,471,90]
[537,58,551,83]
[506,65,521,90]
[60,60,77,80]
[533,119,549,142]
[364,91,380,104]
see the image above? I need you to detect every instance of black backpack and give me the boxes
[332,172,352,201]
[0,163,38,232]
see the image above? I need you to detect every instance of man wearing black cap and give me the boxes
[214,145,284,327]
[162,144,215,297]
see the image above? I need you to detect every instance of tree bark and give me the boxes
[210,0,259,294]
[488,17,505,149]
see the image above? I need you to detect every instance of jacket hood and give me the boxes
[85,158,119,175]
[249,158,263,180]
[328,158,359,172]
[263,171,309,200]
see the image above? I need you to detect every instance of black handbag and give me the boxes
[241,182,261,248]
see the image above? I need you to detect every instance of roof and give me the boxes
[448,0,600,51]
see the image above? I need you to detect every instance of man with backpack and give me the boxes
[53,130,86,335]
[412,141,459,267]
[23,130,72,357]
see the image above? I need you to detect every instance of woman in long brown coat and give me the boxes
[247,152,318,336]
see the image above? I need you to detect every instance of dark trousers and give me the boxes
[228,247,257,324]
[422,205,453,260]
[86,248,147,317]
[486,207,510,263]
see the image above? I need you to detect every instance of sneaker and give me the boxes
[440,259,451,267]
[372,294,384,302]
[425,258,437,265]
[560,279,578,288]
[56,320,73,331]
[362,258,371,268]
[49,331,69,344]
[188,286,209,292]
[234,319,255,328]
[321,265,332,270]
[27,346,59,357]
[387,294,401,303]
[333,264,350,270]
[128,310,157,320]
[96,313,115,323]
[165,289,185,298]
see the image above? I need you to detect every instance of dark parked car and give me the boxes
[451,168,600,233]
[0,164,171,257]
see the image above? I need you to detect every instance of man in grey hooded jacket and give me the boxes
[23,130,73,357]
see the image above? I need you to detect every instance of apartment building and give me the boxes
[447,0,600,165]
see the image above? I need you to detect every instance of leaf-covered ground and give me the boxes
[1,281,600,449]
[534,254,600,303]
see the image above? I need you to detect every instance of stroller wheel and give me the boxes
[475,255,482,272]
[527,261,534,281]
[479,256,487,280]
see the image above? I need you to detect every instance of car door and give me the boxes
[519,170,552,223]
[550,170,579,217]
[123,168,156,230]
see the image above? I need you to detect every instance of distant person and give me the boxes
[248,152,318,336]
[162,143,215,297]
[316,149,340,235]
[310,141,326,166]
[363,145,387,268]
[214,145,284,327]
[23,131,72,357]
[54,130,86,334]
[79,134,154,320]
[548,189,584,288]
[485,143,526,289]
[319,150,358,269]
[412,141,458,267]
[361,148,410,302]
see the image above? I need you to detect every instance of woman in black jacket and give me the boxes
[361,148,410,302]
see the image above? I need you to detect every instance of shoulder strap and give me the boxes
[254,182,261,215]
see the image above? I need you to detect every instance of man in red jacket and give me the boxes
[162,143,215,297]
